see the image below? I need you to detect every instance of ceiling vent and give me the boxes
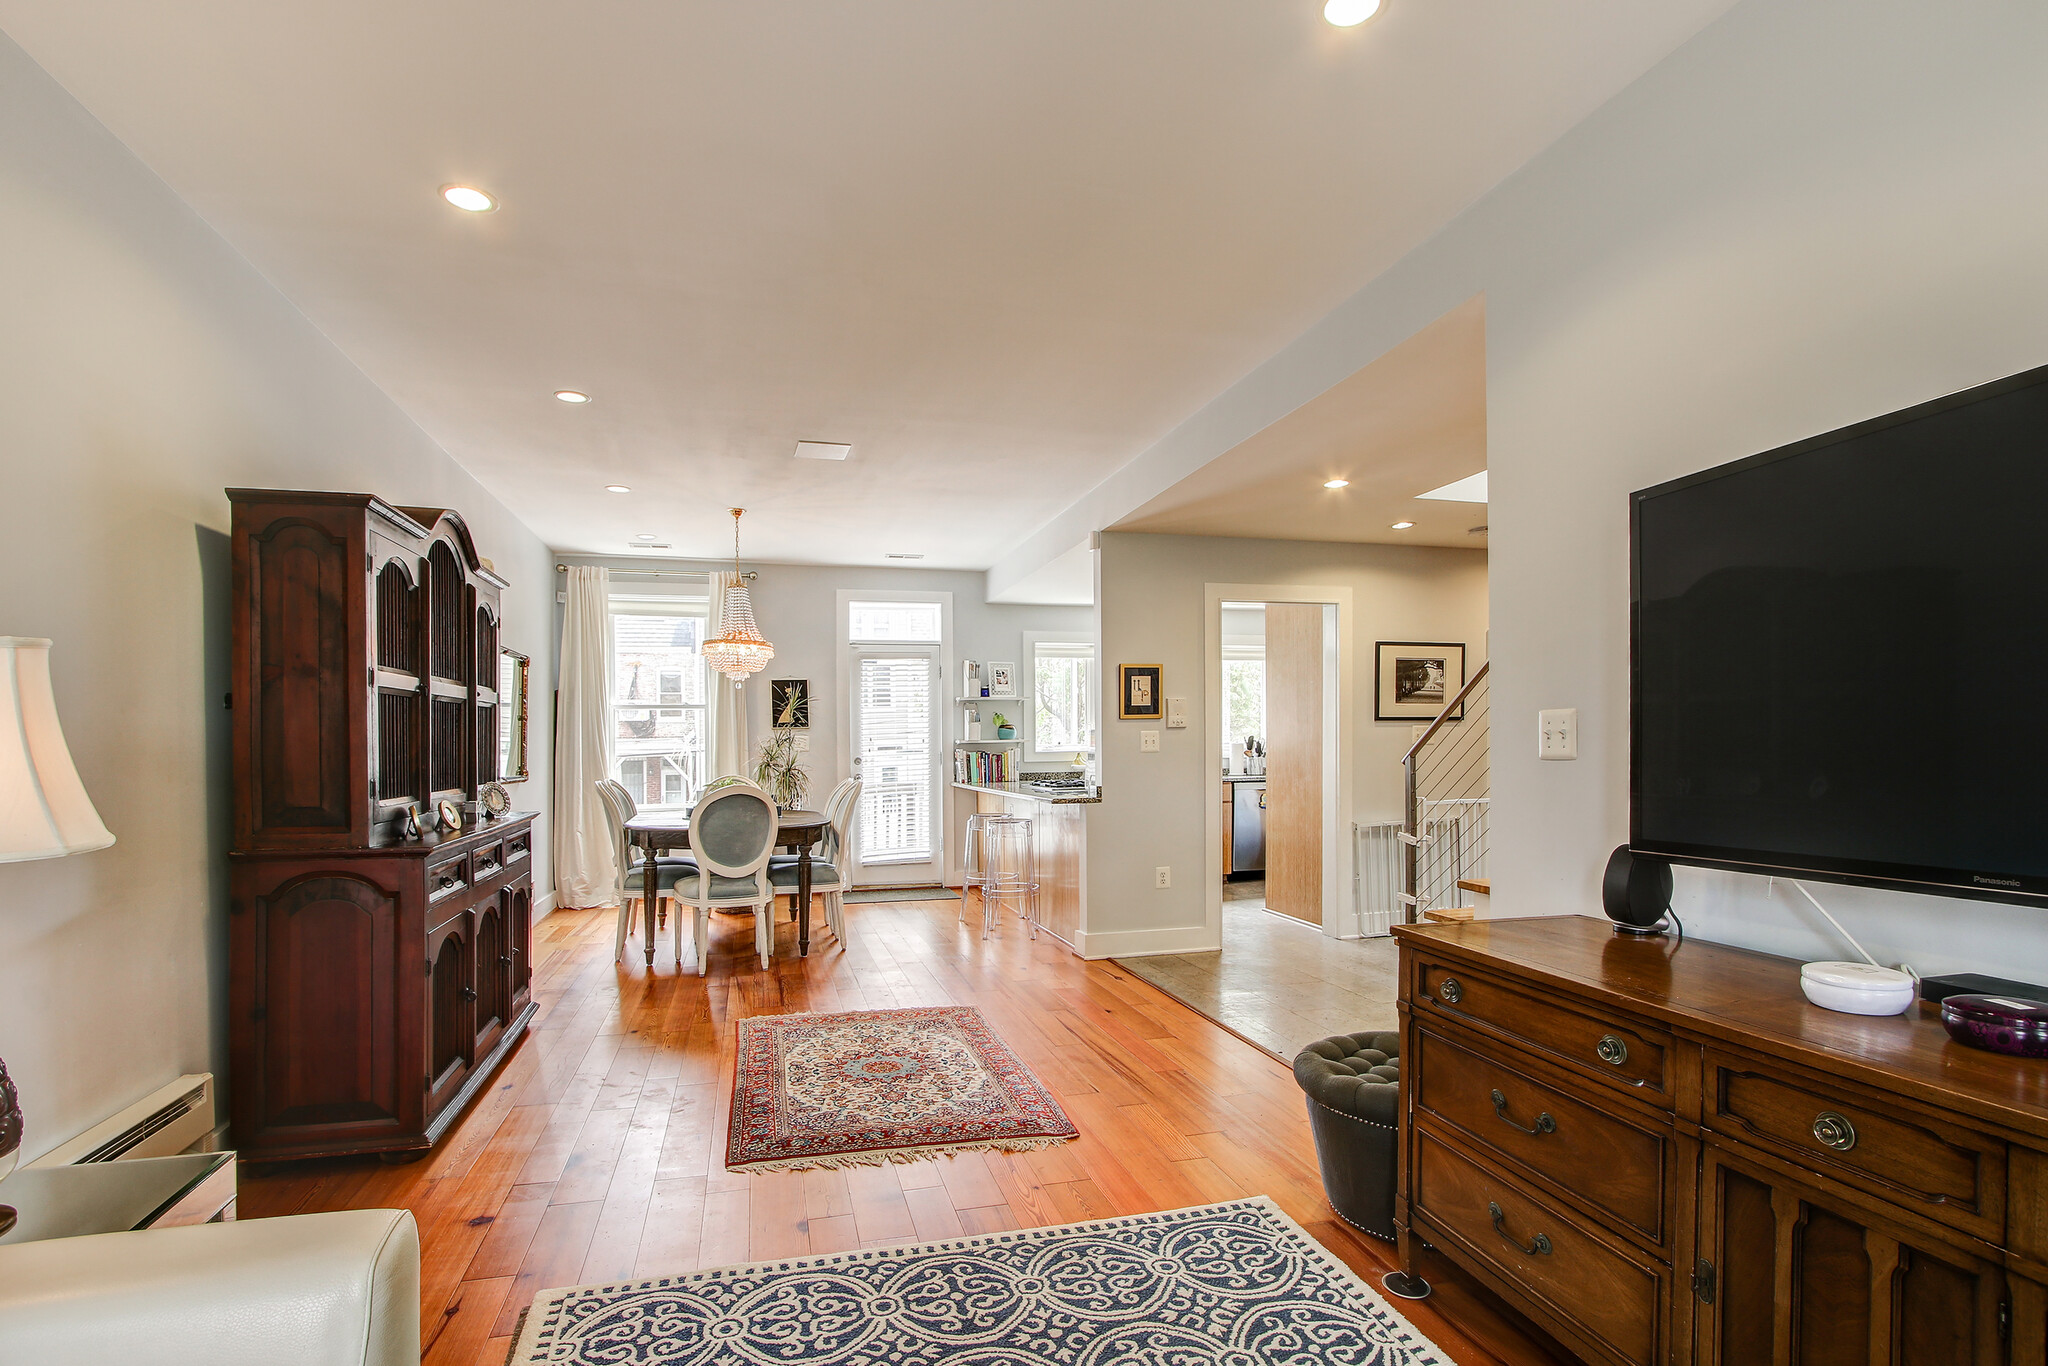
[629,541,673,550]
[793,441,853,461]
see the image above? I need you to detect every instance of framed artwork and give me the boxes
[1375,642,1465,722]
[770,678,810,728]
[1118,663,1163,720]
[986,661,1016,697]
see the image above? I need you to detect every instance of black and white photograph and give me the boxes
[1376,641,1465,721]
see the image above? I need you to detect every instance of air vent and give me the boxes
[887,553,925,560]
[628,541,673,550]
[794,441,854,461]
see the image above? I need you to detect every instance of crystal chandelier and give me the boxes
[703,507,774,682]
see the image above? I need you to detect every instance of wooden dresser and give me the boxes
[1394,916,2048,1366]
[225,489,538,1162]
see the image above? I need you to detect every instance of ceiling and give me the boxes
[0,1,1732,568]
[1112,296,1487,548]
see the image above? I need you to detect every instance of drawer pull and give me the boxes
[1595,1034,1629,1067]
[1437,978,1464,1005]
[1812,1111,1858,1152]
[1488,1200,1553,1257]
[460,986,478,1002]
[1490,1088,1557,1136]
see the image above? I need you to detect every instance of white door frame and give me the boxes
[1203,582,1355,944]
[836,590,954,886]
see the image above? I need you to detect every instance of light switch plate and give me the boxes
[1164,697,1188,729]
[1141,730,1161,752]
[1538,708,1578,760]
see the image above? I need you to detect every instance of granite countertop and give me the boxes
[952,778,1103,805]
[1223,774,1267,783]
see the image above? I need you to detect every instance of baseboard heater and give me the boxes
[27,1073,217,1167]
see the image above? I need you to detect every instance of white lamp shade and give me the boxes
[0,638,114,862]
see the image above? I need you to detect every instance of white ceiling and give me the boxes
[0,1,1733,569]
[1112,295,1487,547]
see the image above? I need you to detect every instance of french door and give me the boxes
[848,647,941,885]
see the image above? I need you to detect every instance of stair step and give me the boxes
[1456,878,1491,895]
[1422,906,1476,923]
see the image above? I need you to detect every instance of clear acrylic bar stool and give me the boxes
[962,812,1039,938]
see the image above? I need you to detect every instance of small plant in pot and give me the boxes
[993,713,1016,740]
[753,727,811,811]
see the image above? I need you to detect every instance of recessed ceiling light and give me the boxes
[886,553,925,560]
[1323,0,1382,27]
[440,184,497,213]
[554,390,591,404]
[605,485,631,493]
[1390,521,1415,530]
[1416,470,1488,503]
[634,533,660,542]
[793,441,854,461]
[1323,478,1350,489]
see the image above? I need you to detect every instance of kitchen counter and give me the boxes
[951,779,1102,805]
[1223,774,1266,783]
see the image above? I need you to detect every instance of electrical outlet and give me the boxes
[1155,866,1172,888]
[1141,730,1160,752]
[1538,707,1578,760]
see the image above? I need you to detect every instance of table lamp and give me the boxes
[0,637,115,1235]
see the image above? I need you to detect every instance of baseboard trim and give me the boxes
[1073,924,1218,959]
[534,890,559,920]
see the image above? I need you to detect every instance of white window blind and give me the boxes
[857,655,933,862]
[849,601,942,643]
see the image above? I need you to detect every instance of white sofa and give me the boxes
[0,1208,419,1366]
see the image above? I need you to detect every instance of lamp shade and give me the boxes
[0,638,114,862]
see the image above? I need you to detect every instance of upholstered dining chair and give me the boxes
[598,777,696,931]
[596,780,689,963]
[769,778,860,946]
[671,779,779,975]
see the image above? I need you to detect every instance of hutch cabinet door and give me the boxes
[472,893,510,1060]
[426,912,475,1119]
[507,875,534,1013]
[1694,1142,2006,1366]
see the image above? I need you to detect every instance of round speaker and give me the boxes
[1603,846,1673,932]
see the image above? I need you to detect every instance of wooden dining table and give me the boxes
[623,808,831,968]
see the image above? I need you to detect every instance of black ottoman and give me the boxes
[1293,1031,1401,1240]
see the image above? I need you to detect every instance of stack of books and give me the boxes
[953,748,1017,785]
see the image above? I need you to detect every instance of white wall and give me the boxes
[1068,1,2048,978]
[555,555,1092,880]
[1087,532,1487,955]
[0,33,556,1159]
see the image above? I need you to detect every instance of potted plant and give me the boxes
[993,712,1016,740]
[752,727,811,811]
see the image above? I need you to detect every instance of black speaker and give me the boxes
[1603,846,1672,933]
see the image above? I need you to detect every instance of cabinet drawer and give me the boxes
[427,855,469,904]
[1415,958,1672,1103]
[1414,1131,1664,1366]
[470,841,507,884]
[1413,1025,1671,1246]
[1707,1053,2006,1242]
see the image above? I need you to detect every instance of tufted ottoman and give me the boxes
[1292,1031,1401,1240]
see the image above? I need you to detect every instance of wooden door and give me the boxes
[507,876,533,1013]
[1264,602,1323,923]
[1695,1142,2006,1366]
[426,914,473,1119]
[472,896,509,1060]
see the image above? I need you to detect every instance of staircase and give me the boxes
[1400,660,1490,924]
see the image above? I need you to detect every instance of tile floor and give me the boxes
[1113,879,1400,1063]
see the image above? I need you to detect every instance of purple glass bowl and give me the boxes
[1940,994,2048,1058]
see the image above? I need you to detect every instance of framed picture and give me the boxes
[770,678,810,728]
[986,661,1016,697]
[1118,664,1163,720]
[1375,642,1465,721]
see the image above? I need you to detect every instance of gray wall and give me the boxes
[1087,532,1487,955]
[0,33,556,1159]
[554,555,1093,881]
[1070,1,2048,977]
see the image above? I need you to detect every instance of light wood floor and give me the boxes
[238,898,1565,1366]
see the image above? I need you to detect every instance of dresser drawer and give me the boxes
[1415,958,1672,1103]
[1413,1025,1671,1246]
[1707,1053,2006,1242]
[470,840,507,885]
[427,855,469,904]
[1413,1131,1664,1366]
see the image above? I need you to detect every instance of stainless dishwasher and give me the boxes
[1231,781,1266,873]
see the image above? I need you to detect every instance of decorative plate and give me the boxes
[480,781,512,818]
[436,798,463,833]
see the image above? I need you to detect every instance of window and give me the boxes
[611,600,708,810]
[1222,656,1265,768]
[849,600,942,643]
[1030,639,1096,755]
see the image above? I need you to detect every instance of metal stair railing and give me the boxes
[1399,660,1490,923]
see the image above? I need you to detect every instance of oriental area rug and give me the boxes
[725,1006,1078,1173]
[508,1198,1453,1366]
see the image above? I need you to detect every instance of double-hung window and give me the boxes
[611,597,709,811]
[1027,635,1096,761]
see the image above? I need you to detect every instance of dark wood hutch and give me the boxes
[226,489,537,1162]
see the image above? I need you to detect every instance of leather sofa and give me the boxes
[0,1207,419,1366]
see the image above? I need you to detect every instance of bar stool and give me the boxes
[963,812,1040,938]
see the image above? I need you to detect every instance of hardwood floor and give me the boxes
[237,898,1569,1366]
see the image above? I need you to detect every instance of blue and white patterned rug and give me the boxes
[507,1197,1451,1365]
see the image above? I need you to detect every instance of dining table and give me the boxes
[623,808,832,968]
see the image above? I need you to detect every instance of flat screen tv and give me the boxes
[1631,363,2048,909]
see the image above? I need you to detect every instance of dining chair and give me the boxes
[769,779,860,945]
[598,778,696,929]
[597,780,687,964]
[671,779,779,975]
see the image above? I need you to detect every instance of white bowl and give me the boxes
[1800,960,1916,1016]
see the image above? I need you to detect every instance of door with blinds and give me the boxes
[850,648,941,883]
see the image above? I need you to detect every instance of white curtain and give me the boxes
[552,566,619,907]
[706,570,751,779]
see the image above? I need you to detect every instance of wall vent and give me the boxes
[28,1073,216,1167]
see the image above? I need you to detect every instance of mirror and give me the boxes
[498,648,530,782]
